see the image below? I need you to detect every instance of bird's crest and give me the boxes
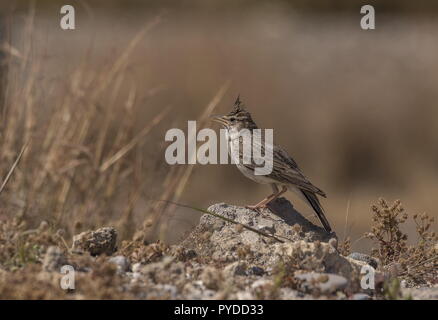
[232,94,245,114]
[226,94,258,129]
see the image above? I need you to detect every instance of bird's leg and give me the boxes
[265,185,288,206]
[246,184,279,211]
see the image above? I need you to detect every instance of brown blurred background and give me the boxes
[1,0,437,252]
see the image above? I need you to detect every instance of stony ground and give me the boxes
[0,198,436,299]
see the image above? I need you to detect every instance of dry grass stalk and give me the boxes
[0,11,169,245]
[0,142,28,196]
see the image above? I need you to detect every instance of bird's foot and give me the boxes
[245,204,267,213]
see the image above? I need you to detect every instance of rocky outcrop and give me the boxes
[33,198,435,300]
[179,198,369,296]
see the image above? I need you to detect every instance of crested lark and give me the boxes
[212,96,332,233]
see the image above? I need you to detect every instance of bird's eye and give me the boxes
[229,117,235,122]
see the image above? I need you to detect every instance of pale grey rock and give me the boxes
[257,218,276,234]
[131,272,142,282]
[181,198,337,271]
[295,272,348,294]
[274,240,354,279]
[108,255,130,272]
[352,293,371,300]
[177,198,373,297]
[132,262,142,273]
[348,252,379,269]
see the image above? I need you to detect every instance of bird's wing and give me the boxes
[272,145,326,196]
[243,137,326,197]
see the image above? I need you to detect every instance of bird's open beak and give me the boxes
[210,115,227,126]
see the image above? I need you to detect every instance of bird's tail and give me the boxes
[301,189,332,233]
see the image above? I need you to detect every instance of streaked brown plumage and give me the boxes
[212,96,332,233]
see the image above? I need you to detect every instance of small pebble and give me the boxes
[108,255,130,272]
[352,293,371,300]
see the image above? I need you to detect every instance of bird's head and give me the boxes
[211,95,258,131]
